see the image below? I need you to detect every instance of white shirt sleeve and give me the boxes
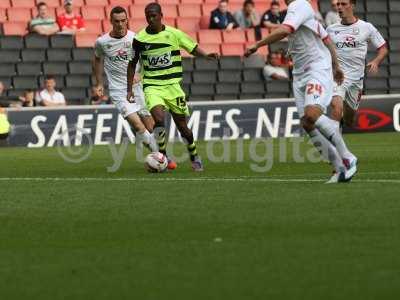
[35,91,42,103]
[367,23,386,49]
[94,39,103,58]
[283,0,314,31]
[58,92,66,105]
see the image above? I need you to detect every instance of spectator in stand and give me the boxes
[35,76,66,107]
[234,0,260,29]
[260,1,286,30]
[209,0,239,31]
[90,86,110,105]
[325,0,341,26]
[29,2,59,36]
[18,90,35,107]
[263,51,289,81]
[57,0,85,35]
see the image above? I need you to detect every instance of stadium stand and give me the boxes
[0,0,396,103]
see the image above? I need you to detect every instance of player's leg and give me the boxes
[342,85,362,128]
[150,104,168,156]
[330,96,344,123]
[343,101,357,127]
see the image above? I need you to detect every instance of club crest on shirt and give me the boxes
[352,27,360,35]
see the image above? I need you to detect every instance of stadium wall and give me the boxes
[4,95,400,147]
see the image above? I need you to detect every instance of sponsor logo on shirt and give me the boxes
[147,52,172,68]
[336,36,359,48]
[109,49,129,62]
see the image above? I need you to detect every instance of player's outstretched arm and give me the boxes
[324,38,344,85]
[244,25,291,57]
[93,56,105,95]
[367,45,388,75]
[127,40,141,103]
[191,47,219,60]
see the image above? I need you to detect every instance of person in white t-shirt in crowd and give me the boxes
[325,0,341,26]
[35,75,66,107]
[327,0,388,127]
[263,51,289,80]
[93,6,159,158]
[245,0,357,184]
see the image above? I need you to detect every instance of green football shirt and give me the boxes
[132,25,198,88]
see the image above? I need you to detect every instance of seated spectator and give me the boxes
[325,0,341,26]
[29,2,59,36]
[19,90,36,107]
[57,0,85,35]
[234,0,260,29]
[260,1,286,30]
[209,0,239,31]
[35,76,66,107]
[90,86,110,105]
[263,51,289,81]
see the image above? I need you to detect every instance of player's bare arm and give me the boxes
[191,47,219,60]
[93,55,104,95]
[367,45,388,74]
[127,42,140,103]
[244,25,291,57]
[324,38,344,85]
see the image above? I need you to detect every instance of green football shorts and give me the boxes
[144,83,189,116]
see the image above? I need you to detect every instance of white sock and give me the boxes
[137,130,158,152]
[308,129,344,173]
[315,115,354,161]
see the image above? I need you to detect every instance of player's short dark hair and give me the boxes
[145,2,162,14]
[219,0,228,4]
[110,6,127,19]
[45,75,55,81]
[36,2,47,9]
[271,1,280,8]
[243,0,255,7]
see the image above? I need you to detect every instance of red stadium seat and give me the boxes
[221,43,244,56]
[85,0,108,6]
[200,43,221,55]
[109,0,131,6]
[161,4,178,18]
[202,4,215,16]
[129,18,147,32]
[176,17,200,33]
[84,20,103,35]
[106,6,129,18]
[75,33,98,47]
[204,0,219,3]
[178,4,201,18]
[199,15,209,29]
[260,28,269,39]
[158,0,179,4]
[32,7,56,19]
[7,8,31,22]
[3,21,28,35]
[164,17,176,27]
[245,42,268,57]
[0,1,11,9]
[230,3,242,13]
[181,0,203,4]
[36,0,61,8]
[222,30,246,43]
[67,0,85,6]
[198,30,222,44]
[0,9,7,22]
[245,29,256,42]
[11,0,35,8]
[129,5,146,19]
[186,31,197,42]
[134,0,151,3]
[102,19,111,33]
[81,6,106,20]
[254,1,271,14]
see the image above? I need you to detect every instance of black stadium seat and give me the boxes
[192,70,217,83]
[43,62,68,75]
[7,89,25,98]
[62,88,87,101]
[190,83,215,96]
[366,0,388,13]
[243,55,265,69]
[39,75,65,89]
[240,82,265,94]
[389,26,400,38]
[68,61,92,74]
[0,50,20,63]
[0,77,12,89]
[390,65,400,76]
[218,70,241,83]
[21,49,46,62]
[50,35,74,48]
[24,34,49,49]
[72,48,93,61]
[390,0,400,12]
[366,13,388,27]
[182,72,192,84]
[65,74,91,88]
[219,56,242,70]
[182,57,194,71]
[194,57,218,70]
[243,69,263,82]
[215,83,240,95]
[16,62,42,76]
[0,63,16,76]
[266,80,291,95]
[390,13,400,25]
[0,36,24,49]
[47,49,72,62]
[12,76,38,89]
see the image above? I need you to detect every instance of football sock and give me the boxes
[308,129,344,173]
[154,126,167,156]
[315,114,354,161]
[137,130,158,152]
[187,142,198,162]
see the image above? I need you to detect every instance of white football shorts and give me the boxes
[293,68,334,118]
[333,79,363,111]
[109,83,151,118]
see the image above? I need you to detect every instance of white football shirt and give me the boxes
[282,0,332,75]
[95,30,140,91]
[35,89,66,105]
[327,19,386,81]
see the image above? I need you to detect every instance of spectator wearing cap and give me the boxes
[234,0,260,29]
[260,1,286,30]
[263,51,289,81]
[29,2,59,36]
[35,76,66,107]
[57,0,85,34]
[325,0,341,26]
[209,0,239,31]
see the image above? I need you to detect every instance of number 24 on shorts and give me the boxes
[307,84,323,95]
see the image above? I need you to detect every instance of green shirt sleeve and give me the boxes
[175,29,198,54]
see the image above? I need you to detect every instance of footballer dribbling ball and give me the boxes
[145,152,168,173]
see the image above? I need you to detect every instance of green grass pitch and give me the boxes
[0,132,400,299]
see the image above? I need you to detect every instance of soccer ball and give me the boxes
[145,152,168,173]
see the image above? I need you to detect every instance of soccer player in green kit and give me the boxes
[127,2,219,172]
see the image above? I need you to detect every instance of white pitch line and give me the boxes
[0,177,399,184]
